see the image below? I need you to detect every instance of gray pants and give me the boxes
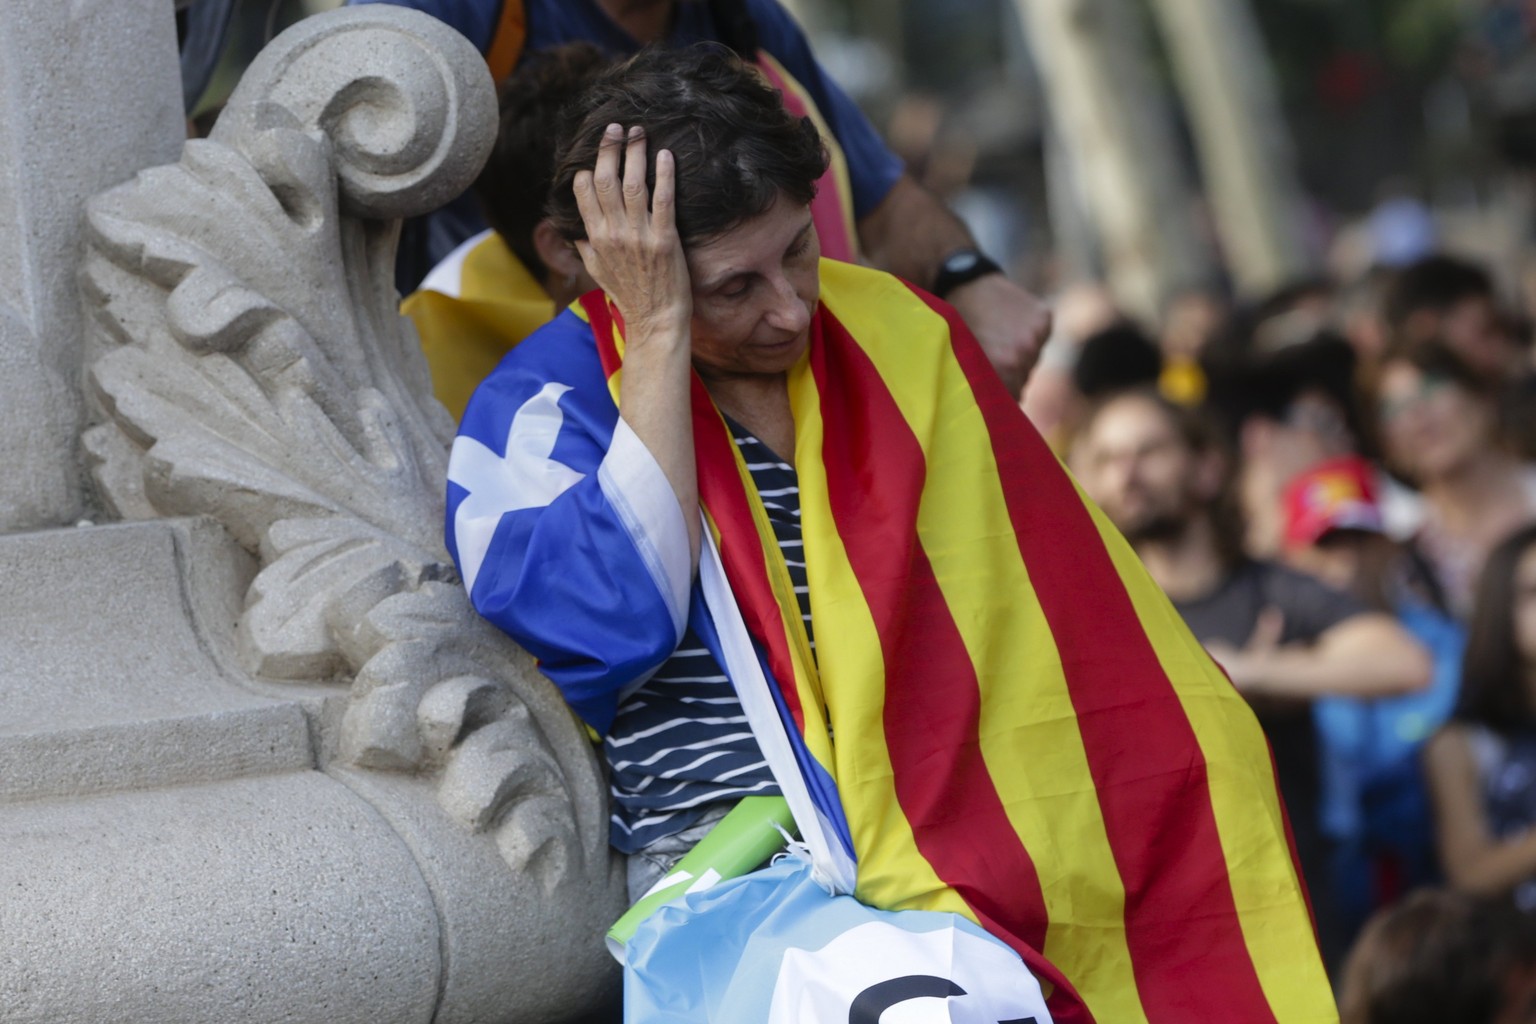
[625,803,732,904]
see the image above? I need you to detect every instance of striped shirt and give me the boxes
[606,423,814,853]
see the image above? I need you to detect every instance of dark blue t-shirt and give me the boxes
[350,0,905,287]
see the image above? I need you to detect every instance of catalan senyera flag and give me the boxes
[448,258,1336,1024]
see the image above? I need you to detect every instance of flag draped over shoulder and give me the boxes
[577,261,1335,1024]
[448,257,1336,1023]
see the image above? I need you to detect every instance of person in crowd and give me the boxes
[1072,321,1163,402]
[1335,265,1396,371]
[1382,254,1524,383]
[1022,317,1161,451]
[1156,286,1226,407]
[1424,525,1536,909]
[1371,338,1536,619]
[1019,281,1119,438]
[1023,283,1217,444]
[1381,252,1536,462]
[354,0,1050,397]
[1279,456,1465,939]
[447,44,1330,1019]
[405,43,606,419]
[1072,387,1432,965]
[1208,331,1367,558]
[1337,888,1536,1024]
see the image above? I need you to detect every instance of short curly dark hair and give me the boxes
[1382,254,1494,336]
[546,43,828,248]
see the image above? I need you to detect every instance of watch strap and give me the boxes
[931,247,1002,298]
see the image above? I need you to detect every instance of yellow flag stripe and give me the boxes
[1084,497,1338,1022]
[787,360,962,915]
[819,263,1150,1022]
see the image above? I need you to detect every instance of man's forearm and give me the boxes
[856,174,974,288]
[856,173,1051,397]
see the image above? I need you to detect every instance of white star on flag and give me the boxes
[449,381,586,593]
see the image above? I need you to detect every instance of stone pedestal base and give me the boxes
[0,518,622,1023]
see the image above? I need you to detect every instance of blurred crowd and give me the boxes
[1022,241,1536,1020]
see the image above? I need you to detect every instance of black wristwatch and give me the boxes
[931,248,1002,298]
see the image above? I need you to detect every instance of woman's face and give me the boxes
[684,194,820,383]
[1375,361,1492,482]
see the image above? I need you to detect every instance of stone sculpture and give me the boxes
[0,5,625,1022]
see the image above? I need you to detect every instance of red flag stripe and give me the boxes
[915,287,1280,1023]
[811,308,1090,1023]
[580,293,623,379]
[690,376,809,732]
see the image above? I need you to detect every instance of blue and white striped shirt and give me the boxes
[606,424,814,853]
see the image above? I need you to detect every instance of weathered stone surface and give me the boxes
[78,3,620,912]
[0,514,623,1021]
[0,772,441,1024]
[0,0,183,530]
[0,518,317,801]
[0,4,626,1020]
[335,767,625,1024]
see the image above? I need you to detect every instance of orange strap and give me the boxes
[485,0,528,84]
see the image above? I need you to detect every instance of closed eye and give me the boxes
[718,277,752,299]
[785,222,816,261]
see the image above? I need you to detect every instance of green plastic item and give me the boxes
[606,795,796,958]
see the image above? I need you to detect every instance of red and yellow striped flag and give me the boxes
[581,260,1335,1023]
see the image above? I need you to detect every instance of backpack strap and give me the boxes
[486,0,528,83]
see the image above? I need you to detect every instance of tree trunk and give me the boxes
[1013,0,1213,325]
[1148,0,1314,298]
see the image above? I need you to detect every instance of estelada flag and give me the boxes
[404,230,558,421]
[580,260,1335,1024]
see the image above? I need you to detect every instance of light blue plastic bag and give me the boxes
[623,854,1053,1023]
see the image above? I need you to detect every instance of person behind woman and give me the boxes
[447,44,1329,1020]
[405,43,606,420]
[1424,524,1536,908]
[1372,338,1536,619]
[1336,887,1535,1024]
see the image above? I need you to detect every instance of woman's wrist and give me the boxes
[624,310,692,355]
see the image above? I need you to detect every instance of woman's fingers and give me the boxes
[570,123,690,326]
[622,127,650,221]
[652,149,676,236]
[574,123,623,236]
[591,123,625,219]
[572,169,602,235]
[572,238,597,275]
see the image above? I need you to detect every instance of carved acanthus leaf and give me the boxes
[77,6,613,882]
[86,129,447,559]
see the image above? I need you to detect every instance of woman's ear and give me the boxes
[533,218,587,284]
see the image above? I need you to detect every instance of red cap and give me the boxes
[1281,455,1384,550]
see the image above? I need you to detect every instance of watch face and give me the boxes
[945,251,980,274]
